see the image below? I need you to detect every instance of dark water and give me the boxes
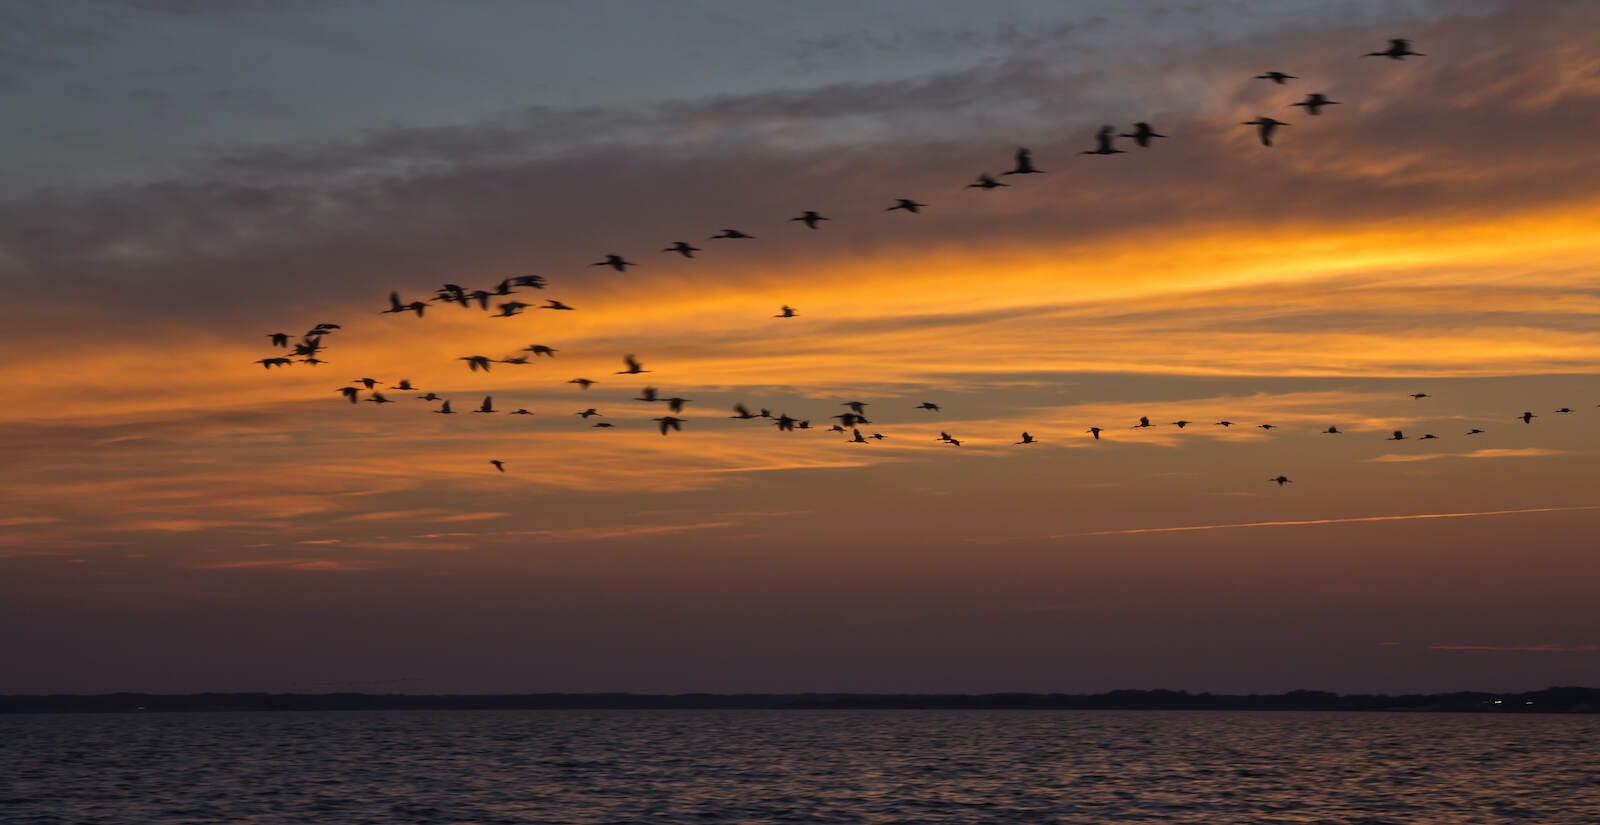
[3,710,1597,823]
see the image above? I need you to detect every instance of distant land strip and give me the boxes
[3,687,1597,714]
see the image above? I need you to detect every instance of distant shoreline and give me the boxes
[4,687,1597,714]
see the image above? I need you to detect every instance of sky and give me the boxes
[3,0,1599,695]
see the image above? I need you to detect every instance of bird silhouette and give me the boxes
[1171,420,1191,429]
[617,355,650,374]
[791,211,828,229]
[663,241,700,258]
[473,396,495,414]
[508,408,533,415]
[1389,430,1406,440]
[1015,432,1035,444]
[1270,475,1292,486]
[665,397,691,413]
[338,387,360,403]
[490,460,505,472]
[1291,93,1340,115]
[1215,421,1234,428]
[653,416,683,435]
[569,378,595,390]
[774,305,797,318]
[1365,38,1424,60]
[542,299,574,311]
[460,355,492,372]
[1133,416,1153,429]
[1554,407,1574,414]
[593,255,635,271]
[635,387,659,402]
[916,402,941,412]
[1120,122,1166,148]
[730,403,757,419]
[711,228,755,239]
[257,358,293,369]
[1420,433,1439,440]
[886,198,926,213]
[577,408,602,418]
[1520,412,1537,423]
[1410,393,1431,399]
[844,401,869,415]
[1323,426,1342,434]
[1242,117,1288,146]
[393,379,417,391]
[1002,147,1043,175]
[367,392,394,404]
[1087,427,1103,440]
[267,332,290,348]
[1466,428,1485,435]
[849,428,869,444]
[435,400,455,415]
[1258,424,1277,431]
[511,275,546,289]
[494,301,529,317]
[1255,71,1296,84]
[525,345,558,357]
[593,422,615,428]
[967,173,1008,190]
[417,392,442,401]
[1082,126,1125,155]
[774,414,797,432]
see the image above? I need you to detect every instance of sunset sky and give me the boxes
[3,0,1599,695]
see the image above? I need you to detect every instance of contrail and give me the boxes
[1068,505,1600,537]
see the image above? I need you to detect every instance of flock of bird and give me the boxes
[250,39,1575,484]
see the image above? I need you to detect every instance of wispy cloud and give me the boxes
[1068,505,1600,538]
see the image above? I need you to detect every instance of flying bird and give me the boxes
[653,416,683,435]
[665,397,691,413]
[635,387,659,402]
[730,404,757,419]
[1410,393,1431,399]
[267,333,289,348]
[1214,421,1234,428]
[1015,432,1035,445]
[1081,126,1125,155]
[1291,93,1340,115]
[617,355,650,375]
[1466,428,1485,435]
[511,275,546,289]
[525,345,557,357]
[966,173,1008,190]
[569,378,595,390]
[1171,420,1191,429]
[435,400,455,415]
[593,255,634,271]
[367,392,394,404]
[1389,430,1406,440]
[791,211,829,229]
[490,460,505,472]
[663,241,701,258]
[577,408,602,418]
[886,198,926,213]
[1133,416,1153,429]
[775,305,797,318]
[1087,427,1103,440]
[257,357,293,369]
[916,402,941,412]
[473,396,495,414]
[1519,412,1537,423]
[1242,117,1288,146]
[1002,147,1043,175]
[1323,426,1342,434]
[460,355,492,372]
[1365,38,1424,60]
[1120,122,1166,148]
[508,408,533,415]
[1270,476,1292,487]
[542,299,574,310]
[1255,71,1297,84]
[337,387,360,403]
[711,228,755,239]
